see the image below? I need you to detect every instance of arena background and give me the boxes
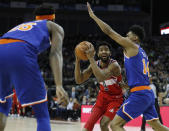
[0,0,169,131]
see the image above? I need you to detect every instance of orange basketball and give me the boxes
[75,41,92,61]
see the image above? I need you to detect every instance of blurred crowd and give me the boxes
[0,0,143,13]
[0,0,140,6]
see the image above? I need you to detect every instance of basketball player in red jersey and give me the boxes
[75,41,125,131]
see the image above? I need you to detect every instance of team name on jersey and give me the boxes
[100,77,117,86]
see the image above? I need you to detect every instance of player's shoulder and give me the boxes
[109,59,118,64]
[47,21,63,31]
[110,58,116,62]
[108,59,120,69]
[47,21,64,36]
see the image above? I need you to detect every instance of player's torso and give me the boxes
[124,46,150,89]
[1,20,50,53]
[97,59,123,97]
[99,76,122,95]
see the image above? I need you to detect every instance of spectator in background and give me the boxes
[48,96,58,119]
[163,97,169,104]
[73,98,80,111]
[70,87,78,100]
[72,98,81,121]
[84,87,90,99]
[160,81,169,105]
[82,96,88,105]
[67,97,74,120]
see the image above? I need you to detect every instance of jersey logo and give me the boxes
[8,22,37,32]
[109,108,114,113]
[100,78,117,86]
[100,78,117,91]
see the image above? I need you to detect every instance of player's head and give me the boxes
[34,5,55,21]
[96,41,112,63]
[127,25,145,44]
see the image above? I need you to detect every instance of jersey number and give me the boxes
[9,23,37,32]
[142,59,150,77]
[103,81,109,91]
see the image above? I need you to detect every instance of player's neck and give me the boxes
[100,59,110,68]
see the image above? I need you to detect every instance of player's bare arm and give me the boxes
[47,21,68,104]
[87,2,138,57]
[74,54,93,84]
[118,80,129,89]
[85,44,121,82]
[90,59,121,82]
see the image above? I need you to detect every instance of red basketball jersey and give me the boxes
[96,59,123,105]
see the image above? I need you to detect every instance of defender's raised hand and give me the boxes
[87,2,95,19]
[85,42,95,59]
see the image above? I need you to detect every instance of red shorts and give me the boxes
[84,96,123,131]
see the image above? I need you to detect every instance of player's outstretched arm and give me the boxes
[87,2,136,50]
[47,21,68,104]
[74,54,93,84]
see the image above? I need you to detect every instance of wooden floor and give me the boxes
[5,117,153,131]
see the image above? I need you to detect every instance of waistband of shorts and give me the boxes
[130,86,151,93]
[99,91,123,99]
[0,39,25,44]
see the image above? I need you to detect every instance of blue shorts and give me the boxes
[117,89,158,122]
[0,41,47,107]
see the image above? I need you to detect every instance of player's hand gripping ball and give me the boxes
[75,41,93,60]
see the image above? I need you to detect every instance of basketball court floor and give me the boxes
[5,117,153,131]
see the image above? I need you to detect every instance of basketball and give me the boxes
[75,41,92,60]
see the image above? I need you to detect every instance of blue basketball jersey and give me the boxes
[124,46,150,88]
[1,20,50,53]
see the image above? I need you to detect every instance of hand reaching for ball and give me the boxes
[85,42,95,59]
[75,41,94,61]
[87,2,96,19]
[75,51,81,62]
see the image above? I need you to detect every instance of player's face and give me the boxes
[97,45,111,63]
[126,31,138,43]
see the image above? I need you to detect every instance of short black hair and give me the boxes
[129,25,145,42]
[34,5,55,16]
[96,41,112,54]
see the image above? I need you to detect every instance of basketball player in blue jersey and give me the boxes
[0,5,68,131]
[87,2,169,131]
